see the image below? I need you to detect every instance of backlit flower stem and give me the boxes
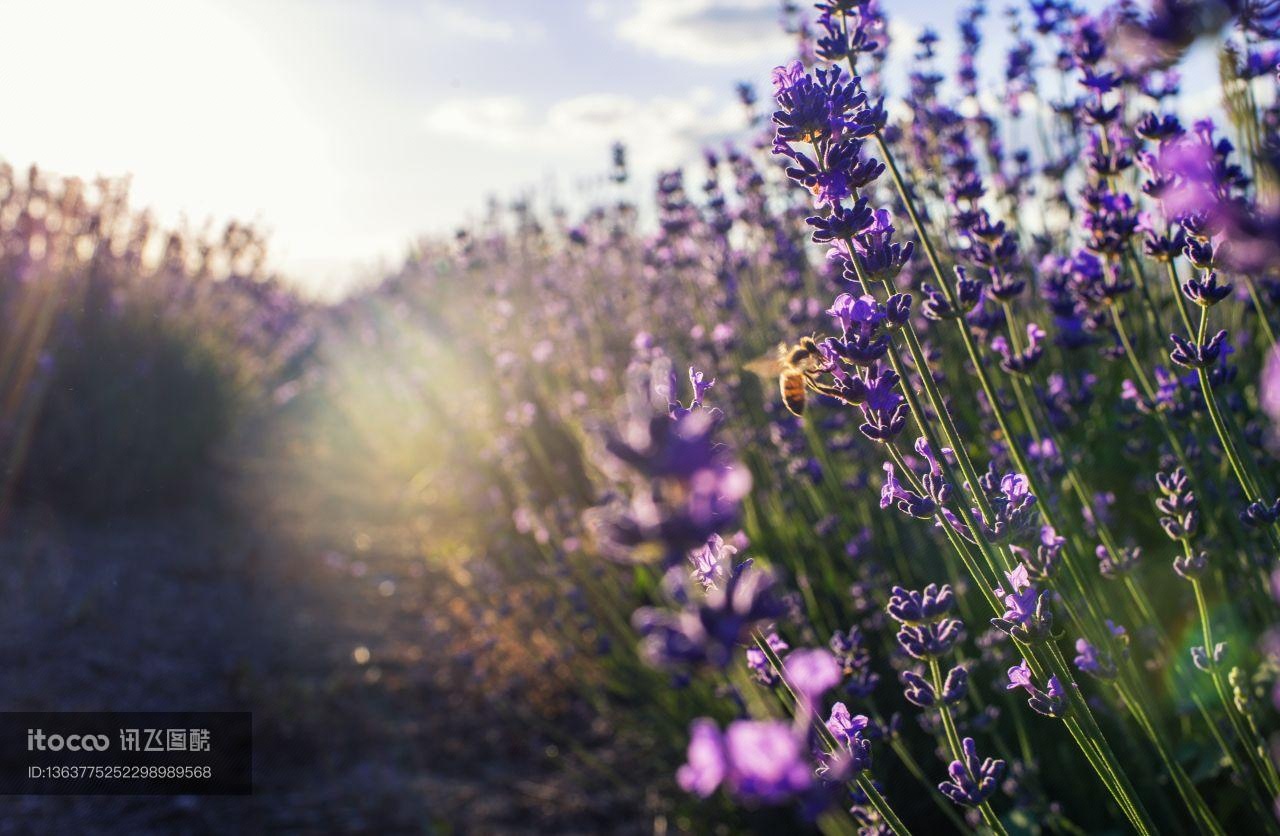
[1187,546,1280,799]
[1192,303,1277,523]
[1028,646,1156,836]
[928,658,1008,836]
[873,133,1115,640]
[1111,674,1227,836]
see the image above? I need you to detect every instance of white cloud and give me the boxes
[421,88,749,217]
[615,0,793,65]
[428,3,541,43]
[424,89,742,160]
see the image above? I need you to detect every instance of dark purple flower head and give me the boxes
[896,618,965,660]
[887,583,955,624]
[1180,271,1231,307]
[901,669,935,707]
[1173,548,1209,580]
[1097,544,1142,578]
[808,199,875,243]
[1136,112,1184,141]
[772,63,869,150]
[1240,497,1280,528]
[1169,329,1228,369]
[938,737,1005,807]
[852,209,914,283]
[922,267,982,320]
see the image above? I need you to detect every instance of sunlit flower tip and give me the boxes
[991,581,1052,643]
[688,533,739,591]
[746,632,789,686]
[1004,564,1031,593]
[770,61,806,97]
[1191,642,1227,672]
[688,366,715,404]
[784,647,844,702]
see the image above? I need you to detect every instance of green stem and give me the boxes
[929,658,1008,836]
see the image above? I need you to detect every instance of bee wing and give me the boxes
[742,342,788,379]
[743,355,784,379]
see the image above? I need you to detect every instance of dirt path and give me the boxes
[0,504,645,834]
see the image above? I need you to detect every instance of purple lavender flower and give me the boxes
[1074,637,1118,680]
[1096,545,1141,578]
[784,647,844,705]
[633,563,784,670]
[1155,468,1198,541]
[1241,498,1280,528]
[826,701,870,745]
[822,702,874,781]
[746,632,789,686]
[677,718,814,803]
[991,323,1047,375]
[1173,548,1209,580]
[851,209,915,283]
[938,737,1005,806]
[826,293,890,366]
[992,564,1053,642]
[887,583,955,624]
[688,533,740,590]
[677,718,727,797]
[1169,329,1228,369]
[1007,659,1068,718]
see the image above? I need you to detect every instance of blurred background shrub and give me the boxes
[0,163,315,516]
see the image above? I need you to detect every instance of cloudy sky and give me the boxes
[0,0,1209,296]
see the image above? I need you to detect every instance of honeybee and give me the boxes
[745,336,825,417]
